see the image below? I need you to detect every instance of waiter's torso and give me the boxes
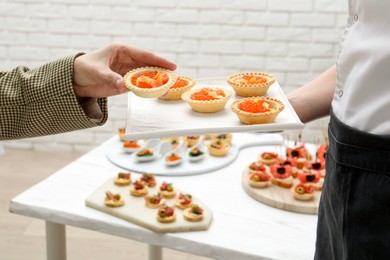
[332,0,390,135]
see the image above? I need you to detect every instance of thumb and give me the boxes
[99,68,127,92]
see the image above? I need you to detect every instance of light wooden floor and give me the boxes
[0,148,211,260]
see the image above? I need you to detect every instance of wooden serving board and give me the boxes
[242,169,320,214]
[85,178,213,233]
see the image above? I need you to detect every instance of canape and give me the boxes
[227,72,276,97]
[183,204,204,222]
[124,67,177,98]
[159,76,196,100]
[104,191,125,207]
[113,172,132,186]
[181,87,232,113]
[231,97,284,125]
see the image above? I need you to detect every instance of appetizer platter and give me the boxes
[124,76,303,140]
[106,133,284,176]
[85,174,212,233]
[241,141,328,215]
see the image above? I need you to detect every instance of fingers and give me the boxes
[126,44,177,71]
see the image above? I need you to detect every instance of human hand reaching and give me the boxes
[72,42,177,98]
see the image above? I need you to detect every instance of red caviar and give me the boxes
[238,99,272,113]
[123,141,141,148]
[191,88,225,101]
[238,75,267,84]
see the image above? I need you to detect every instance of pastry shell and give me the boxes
[183,207,204,222]
[130,185,148,197]
[291,188,314,201]
[249,179,270,188]
[124,67,177,98]
[159,76,196,100]
[160,189,176,199]
[104,196,125,208]
[181,87,233,113]
[207,141,230,157]
[227,72,275,97]
[230,97,285,125]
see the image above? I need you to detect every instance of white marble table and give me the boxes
[9,133,317,260]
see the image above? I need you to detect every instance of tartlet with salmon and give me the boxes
[230,97,284,125]
[124,67,177,98]
[181,87,232,113]
[227,72,276,97]
[159,76,196,100]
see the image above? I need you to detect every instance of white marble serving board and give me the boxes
[106,133,284,176]
[85,178,213,233]
[125,77,303,140]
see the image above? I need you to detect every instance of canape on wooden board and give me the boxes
[291,183,315,201]
[269,164,294,188]
[249,172,271,188]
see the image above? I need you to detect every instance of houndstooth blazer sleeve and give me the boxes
[0,54,108,140]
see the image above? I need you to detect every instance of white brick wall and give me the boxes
[0,0,347,152]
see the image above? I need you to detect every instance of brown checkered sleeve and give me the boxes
[0,54,108,140]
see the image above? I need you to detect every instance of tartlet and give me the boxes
[124,67,177,98]
[212,133,233,144]
[248,161,269,174]
[183,204,204,222]
[291,183,315,201]
[130,180,148,197]
[159,76,196,100]
[159,181,176,198]
[227,72,275,97]
[249,172,271,188]
[104,191,125,207]
[144,193,166,209]
[174,193,193,209]
[139,173,156,187]
[207,140,230,157]
[258,152,279,166]
[230,97,285,125]
[184,135,200,147]
[157,205,176,223]
[113,172,131,186]
[181,87,232,113]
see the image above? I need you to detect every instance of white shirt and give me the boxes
[332,0,390,135]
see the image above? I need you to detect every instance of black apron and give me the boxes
[314,111,390,260]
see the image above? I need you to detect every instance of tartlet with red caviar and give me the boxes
[181,87,232,113]
[124,67,177,98]
[159,76,196,100]
[230,97,284,125]
[227,72,276,97]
